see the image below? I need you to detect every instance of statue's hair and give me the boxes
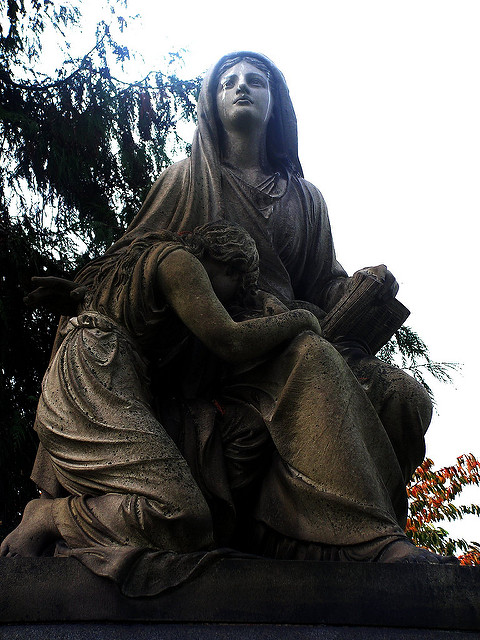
[215,55,274,89]
[84,230,179,294]
[84,223,259,306]
[184,220,259,299]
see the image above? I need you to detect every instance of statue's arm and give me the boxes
[297,180,350,311]
[24,276,87,316]
[157,251,321,363]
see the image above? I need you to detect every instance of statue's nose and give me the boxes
[237,80,248,93]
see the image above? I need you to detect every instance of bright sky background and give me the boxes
[66,0,480,541]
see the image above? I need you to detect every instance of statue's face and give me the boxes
[216,60,273,133]
[202,256,242,303]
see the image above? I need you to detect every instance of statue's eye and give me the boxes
[222,79,235,89]
[249,76,267,88]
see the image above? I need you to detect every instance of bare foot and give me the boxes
[378,538,459,564]
[0,498,60,557]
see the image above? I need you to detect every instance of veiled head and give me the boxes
[195,52,303,177]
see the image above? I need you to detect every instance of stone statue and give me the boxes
[1,52,457,596]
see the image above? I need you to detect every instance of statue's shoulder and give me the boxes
[142,158,191,204]
[154,157,191,184]
[293,174,328,212]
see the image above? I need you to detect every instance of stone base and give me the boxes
[2,624,480,639]
[1,558,479,638]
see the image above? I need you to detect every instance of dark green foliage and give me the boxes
[0,0,200,534]
[0,210,60,538]
[1,13,200,258]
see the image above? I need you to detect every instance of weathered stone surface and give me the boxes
[1,557,479,634]
[1,623,479,639]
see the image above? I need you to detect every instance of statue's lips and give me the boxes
[234,96,253,104]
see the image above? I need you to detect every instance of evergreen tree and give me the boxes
[0,0,200,536]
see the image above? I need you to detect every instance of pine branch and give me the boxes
[0,35,108,91]
[378,326,462,403]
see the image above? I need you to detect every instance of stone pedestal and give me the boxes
[1,557,479,638]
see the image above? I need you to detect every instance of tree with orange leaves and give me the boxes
[406,454,480,565]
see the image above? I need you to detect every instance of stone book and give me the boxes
[322,274,410,354]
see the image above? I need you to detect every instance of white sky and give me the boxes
[63,0,480,542]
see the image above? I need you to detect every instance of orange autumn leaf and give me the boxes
[406,454,480,562]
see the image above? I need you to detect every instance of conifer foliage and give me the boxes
[1,0,199,258]
[378,325,460,404]
[0,0,200,536]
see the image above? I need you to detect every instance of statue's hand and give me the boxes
[251,290,289,316]
[296,309,323,336]
[353,264,399,302]
[24,276,87,316]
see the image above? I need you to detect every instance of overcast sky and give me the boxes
[67,0,480,541]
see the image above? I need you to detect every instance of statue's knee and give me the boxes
[414,381,433,434]
[184,496,212,528]
[136,492,213,551]
[175,497,213,549]
[291,331,337,360]
[291,329,320,347]
[387,369,433,435]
